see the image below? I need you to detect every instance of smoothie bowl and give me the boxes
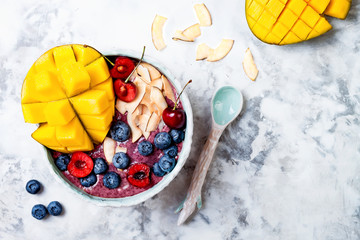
[21,44,193,206]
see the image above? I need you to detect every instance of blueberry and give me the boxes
[154,132,172,150]
[26,179,41,194]
[112,152,130,169]
[47,201,63,216]
[158,155,176,172]
[93,158,108,174]
[138,141,153,156]
[55,154,70,171]
[152,162,166,177]
[110,121,130,142]
[80,173,97,187]
[169,129,185,144]
[163,145,178,158]
[103,172,120,189]
[31,204,47,220]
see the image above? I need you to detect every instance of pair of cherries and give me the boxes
[111,57,137,103]
[110,49,190,130]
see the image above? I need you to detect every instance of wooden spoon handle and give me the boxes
[177,125,223,225]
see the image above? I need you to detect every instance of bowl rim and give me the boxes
[42,48,193,207]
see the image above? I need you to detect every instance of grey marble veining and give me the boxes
[0,0,360,239]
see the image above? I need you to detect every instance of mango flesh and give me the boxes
[245,0,351,45]
[21,44,114,153]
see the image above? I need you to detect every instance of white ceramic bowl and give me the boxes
[43,49,193,207]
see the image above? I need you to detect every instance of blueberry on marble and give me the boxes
[154,132,172,150]
[138,141,154,156]
[169,129,185,144]
[103,172,120,189]
[93,158,108,174]
[47,201,62,216]
[80,173,97,187]
[55,154,70,171]
[26,179,41,194]
[31,204,48,220]
[158,155,176,172]
[163,145,178,158]
[110,121,130,142]
[112,152,130,169]
[152,162,166,177]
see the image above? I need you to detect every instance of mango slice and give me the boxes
[21,44,114,153]
[245,0,351,45]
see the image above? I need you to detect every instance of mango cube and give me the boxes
[67,131,94,152]
[308,0,330,13]
[21,73,38,104]
[60,62,91,97]
[32,123,61,147]
[85,57,110,87]
[70,90,109,115]
[300,6,320,28]
[73,45,101,66]
[44,99,75,126]
[87,126,110,144]
[56,117,84,146]
[53,45,76,69]
[22,102,47,123]
[292,20,312,40]
[34,71,66,102]
[91,78,115,101]
[79,107,113,131]
[34,50,56,73]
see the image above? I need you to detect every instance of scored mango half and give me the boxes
[21,44,115,153]
[245,0,352,45]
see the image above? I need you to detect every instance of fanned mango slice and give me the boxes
[245,0,351,45]
[21,44,114,153]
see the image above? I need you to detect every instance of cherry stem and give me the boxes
[103,55,114,67]
[173,80,192,110]
[124,46,146,83]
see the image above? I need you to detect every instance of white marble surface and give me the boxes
[1,0,360,239]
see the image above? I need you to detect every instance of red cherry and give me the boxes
[110,57,135,79]
[114,79,137,102]
[68,152,94,178]
[163,107,186,129]
[127,163,150,188]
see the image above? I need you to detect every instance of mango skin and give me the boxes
[245,0,351,45]
[21,44,114,153]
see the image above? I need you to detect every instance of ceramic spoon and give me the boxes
[176,86,244,225]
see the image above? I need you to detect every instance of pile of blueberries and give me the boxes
[138,129,185,177]
[56,153,119,189]
[26,180,63,220]
[110,120,185,178]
